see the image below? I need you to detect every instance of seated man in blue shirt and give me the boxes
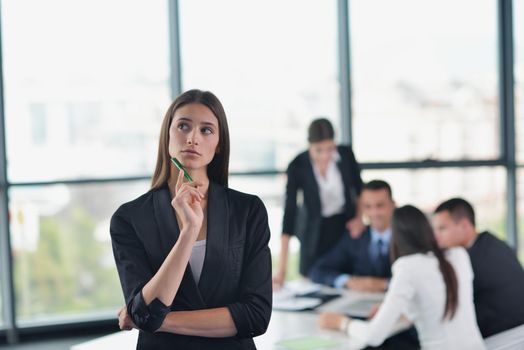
[309,180,394,292]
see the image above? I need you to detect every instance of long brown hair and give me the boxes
[391,205,458,321]
[151,89,230,189]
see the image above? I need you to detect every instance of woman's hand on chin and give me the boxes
[171,170,204,238]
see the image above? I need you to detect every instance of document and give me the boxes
[273,280,340,311]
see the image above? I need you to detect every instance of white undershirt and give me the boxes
[189,239,207,285]
[312,151,346,217]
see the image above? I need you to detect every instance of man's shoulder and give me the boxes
[470,231,510,254]
[469,232,524,294]
[347,227,371,245]
[469,231,523,273]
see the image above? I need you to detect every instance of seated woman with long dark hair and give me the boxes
[319,205,484,350]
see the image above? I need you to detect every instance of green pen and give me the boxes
[171,157,193,182]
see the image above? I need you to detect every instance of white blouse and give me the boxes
[347,247,485,350]
[311,151,346,217]
[189,239,207,285]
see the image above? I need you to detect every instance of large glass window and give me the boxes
[10,181,149,325]
[2,0,171,182]
[179,0,340,172]
[1,0,171,326]
[362,167,506,239]
[351,0,498,162]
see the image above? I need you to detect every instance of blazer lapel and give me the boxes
[153,186,180,257]
[336,147,355,215]
[337,148,350,192]
[197,181,229,304]
[152,185,206,308]
[304,154,321,212]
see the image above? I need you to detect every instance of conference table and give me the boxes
[71,282,387,350]
[71,279,521,349]
[71,311,363,350]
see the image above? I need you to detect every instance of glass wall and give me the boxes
[351,0,498,162]
[2,0,171,182]
[179,0,340,172]
[179,0,339,280]
[1,0,170,326]
[10,181,149,325]
[515,0,524,263]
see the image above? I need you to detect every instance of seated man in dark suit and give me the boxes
[433,198,524,337]
[309,180,394,292]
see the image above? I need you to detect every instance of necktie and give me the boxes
[376,239,388,276]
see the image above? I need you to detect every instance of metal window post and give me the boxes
[0,5,18,344]
[498,0,517,249]
[168,0,182,99]
[337,0,352,145]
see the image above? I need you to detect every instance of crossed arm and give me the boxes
[118,305,236,337]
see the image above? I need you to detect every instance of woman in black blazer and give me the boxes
[273,119,364,287]
[111,89,272,349]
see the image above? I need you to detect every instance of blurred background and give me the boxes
[0,0,522,346]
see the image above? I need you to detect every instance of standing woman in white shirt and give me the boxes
[273,119,365,287]
[319,205,485,350]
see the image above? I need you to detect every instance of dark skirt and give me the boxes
[299,213,346,276]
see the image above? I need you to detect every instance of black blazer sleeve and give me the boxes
[227,196,272,338]
[282,159,300,236]
[110,205,170,333]
[308,234,354,287]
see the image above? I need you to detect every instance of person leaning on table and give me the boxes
[110,89,272,350]
[273,118,365,288]
[319,205,485,350]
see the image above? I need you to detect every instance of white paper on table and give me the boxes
[272,296,322,311]
[283,280,323,296]
[273,280,333,311]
